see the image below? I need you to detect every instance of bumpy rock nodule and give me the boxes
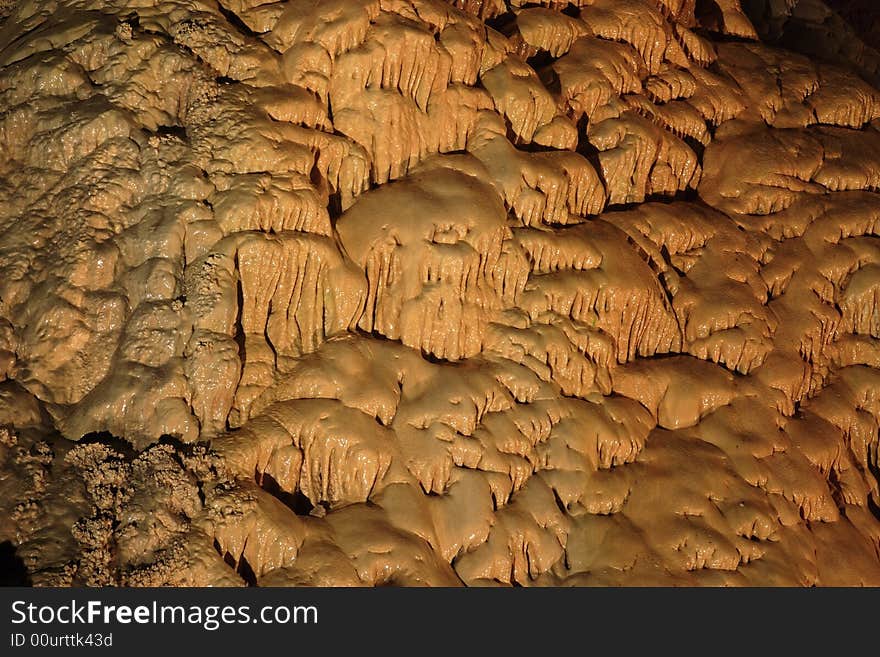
[1,0,880,586]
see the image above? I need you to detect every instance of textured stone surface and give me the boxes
[1,0,880,586]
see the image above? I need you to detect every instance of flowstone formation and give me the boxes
[1,0,880,586]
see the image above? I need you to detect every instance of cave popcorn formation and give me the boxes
[0,0,880,586]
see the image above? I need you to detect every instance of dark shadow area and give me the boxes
[156,124,188,140]
[237,555,257,587]
[259,471,315,516]
[742,0,880,86]
[214,540,256,586]
[485,11,516,35]
[216,3,259,39]
[0,541,31,586]
[80,431,138,459]
[695,0,724,32]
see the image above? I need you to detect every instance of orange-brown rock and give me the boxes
[1,0,879,587]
